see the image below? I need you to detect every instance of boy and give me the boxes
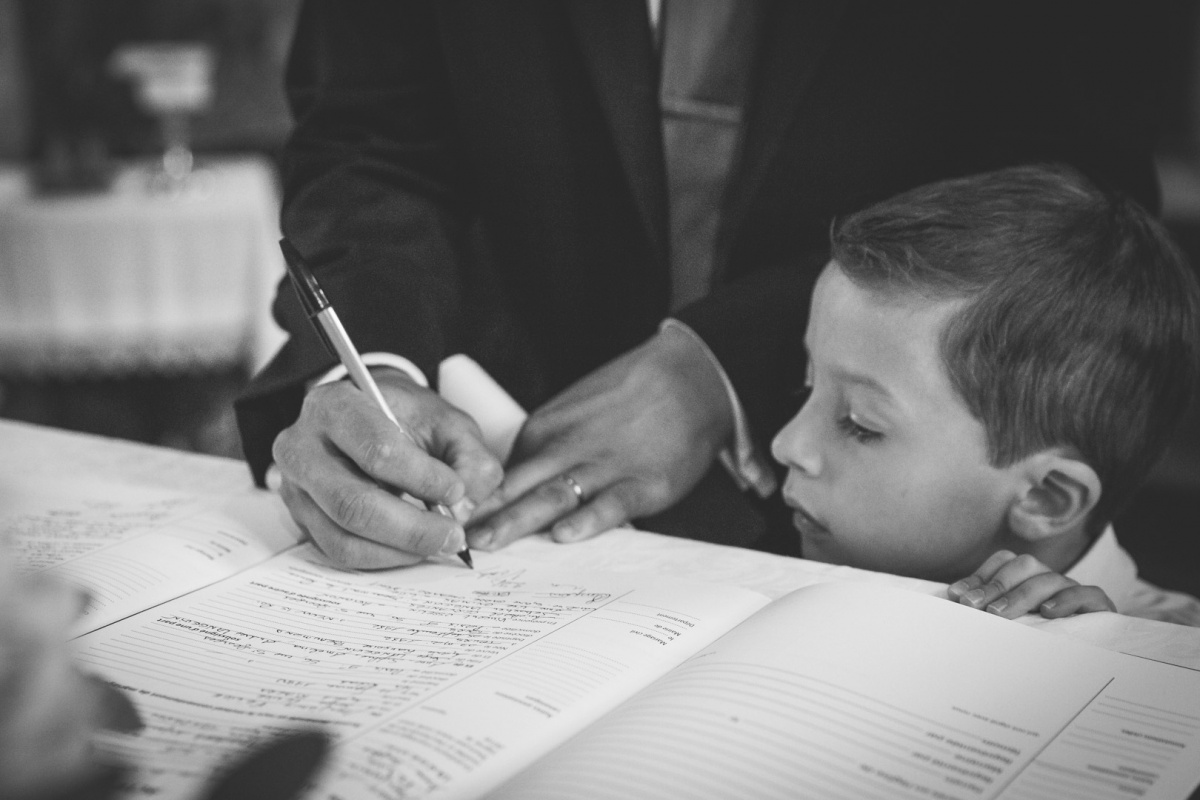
[770,164,1200,625]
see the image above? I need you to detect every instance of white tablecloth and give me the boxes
[0,156,286,376]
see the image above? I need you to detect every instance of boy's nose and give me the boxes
[771,407,822,477]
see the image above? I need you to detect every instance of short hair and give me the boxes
[830,164,1200,535]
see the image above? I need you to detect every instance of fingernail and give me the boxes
[451,497,476,523]
[1040,599,1056,612]
[947,580,969,598]
[985,597,1008,615]
[469,528,495,551]
[964,588,986,607]
[439,526,467,557]
[553,524,579,543]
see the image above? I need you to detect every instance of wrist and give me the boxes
[657,318,778,497]
[652,323,736,448]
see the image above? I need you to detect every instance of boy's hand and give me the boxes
[947,550,1116,619]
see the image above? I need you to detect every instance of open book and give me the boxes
[5,454,1200,800]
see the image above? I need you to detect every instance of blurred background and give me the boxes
[0,1,1198,592]
[0,0,298,458]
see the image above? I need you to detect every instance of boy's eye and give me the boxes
[837,414,882,443]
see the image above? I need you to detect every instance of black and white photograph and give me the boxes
[2,3,1200,799]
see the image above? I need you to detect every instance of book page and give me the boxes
[494,581,1200,800]
[1,474,302,634]
[70,546,769,799]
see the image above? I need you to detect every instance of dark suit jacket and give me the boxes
[236,0,1165,548]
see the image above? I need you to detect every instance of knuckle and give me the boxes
[310,529,352,566]
[410,474,445,504]
[479,515,516,547]
[447,405,480,433]
[617,474,663,508]
[537,478,574,509]
[413,521,453,554]
[272,429,300,470]
[328,487,380,533]
[475,458,505,492]
[300,382,336,419]
[357,439,396,476]
[492,480,516,504]
[411,462,454,501]
[1011,554,1044,572]
[605,482,647,520]
[593,496,631,530]
[985,577,1011,595]
[479,480,517,513]
[277,478,303,509]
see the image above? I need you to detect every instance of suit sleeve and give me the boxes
[235,0,473,485]
[674,256,824,459]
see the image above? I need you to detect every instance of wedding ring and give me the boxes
[560,473,586,506]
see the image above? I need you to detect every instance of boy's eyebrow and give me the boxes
[835,371,897,400]
[805,339,899,404]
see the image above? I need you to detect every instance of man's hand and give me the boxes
[947,550,1116,619]
[272,370,503,568]
[468,326,735,550]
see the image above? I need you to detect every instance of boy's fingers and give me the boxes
[947,550,1017,600]
[975,550,1020,580]
[955,553,1050,610]
[983,572,1077,619]
[1038,585,1116,618]
[946,574,982,600]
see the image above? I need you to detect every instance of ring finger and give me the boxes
[468,466,605,551]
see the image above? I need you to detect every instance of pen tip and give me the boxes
[458,548,474,569]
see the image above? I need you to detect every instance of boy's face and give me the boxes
[771,262,1022,582]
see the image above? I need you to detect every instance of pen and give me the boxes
[279,238,473,568]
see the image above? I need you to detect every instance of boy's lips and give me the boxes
[788,501,829,538]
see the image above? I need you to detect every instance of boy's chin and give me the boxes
[796,532,839,565]
[798,533,967,584]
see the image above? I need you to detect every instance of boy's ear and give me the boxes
[1006,451,1102,543]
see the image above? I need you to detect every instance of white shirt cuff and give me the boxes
[658,318,778,498]
[314,352,430,388]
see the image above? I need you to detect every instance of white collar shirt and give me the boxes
[1068,526,1200,628]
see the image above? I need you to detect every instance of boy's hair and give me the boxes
[830,163,1200,535]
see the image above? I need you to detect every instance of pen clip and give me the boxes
[279,238,338,360]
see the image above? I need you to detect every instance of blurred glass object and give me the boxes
[109,42,215,194]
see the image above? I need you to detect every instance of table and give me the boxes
[0,156,286,377]
[4,418,1198,671]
